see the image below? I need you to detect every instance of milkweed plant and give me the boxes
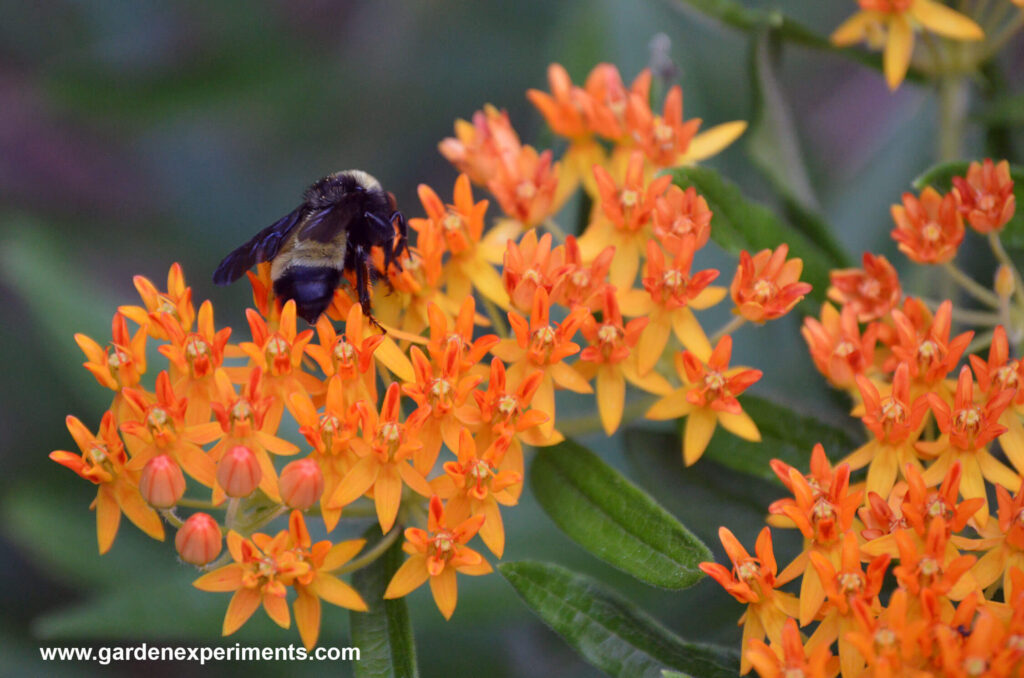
[50,1,1024,675]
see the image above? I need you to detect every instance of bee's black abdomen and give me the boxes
[273,266,342,324]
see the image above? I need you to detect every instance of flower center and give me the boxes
[470,459,491,483]
[267,336,288,356]
[597,323,621,345]
[380,422,401,443]
[918,339,940,361]
[654,120,674,147]
[812,497,836,522]
[874,628,896,649]
[955,407,982,434]
[735,560,759,582]
[517,182,536,201]
[497,394,518,417]
[432,530,455,559]
[321,414,341,434]
[570,269,590,288]
[703,369,726,394]
[926,497,949,519]
[231,400,252,422]
[752,279,777,303]
[996,363,1019,390]
[108,350,129,369]
[147,407,169,429]
[523,268,542,284]
[859,278,881,299]
[880,398,906,423]
[919,557,939,578]
[620,189,639,209]
[964,657,987,676]
[922,221,942,242]
[534,325,556,347]
[185,336,210,359]
[838,571,864,593]
[783,670,804,678]
[662,269,685,294]
[834,340,856,358]
[334,340,355,362]
[430,378,453,400]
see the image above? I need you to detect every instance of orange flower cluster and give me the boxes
[705,159,1024,677]
[51,62,813,647]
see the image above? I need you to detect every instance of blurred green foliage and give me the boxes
[3,0,1020,676]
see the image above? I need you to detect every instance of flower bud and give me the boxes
[139,454,186,508]
[279,458,324,509]
[217,445,261,498]
[175,512,222,566]
[996,264,1014,300]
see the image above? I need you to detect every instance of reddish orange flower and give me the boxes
[306,305,384,405]
[402,344,481,474]
[491,287,591,440]
[158,300,231,425]
[526,63,591,140]
[409,174,509,307]
[918,365,1019,524]
[970,325,1024,474]
[934,608,1016,678]
[487,144,560,229]
[502,230,565,313]
[845,363,929,498]
[581,63,651,141]
[328,383,433,534]
[844,590,928,676]
[121,371,220,488]
[245,262,281,328]
[652,184,712,255]
[549,235,613,310]
[75,312,147,421]
[902,460,983,539]
[425,298,498,375]
[384,496,492,620]
[208,368,299,505]
[886,300,972,390]
[960,484,1024,603]
[118,262,195,340]
[802,302,878,391]
[953,159,1016,234]
[50,412,164,553]
[579,150,673,288]
[576,287,664,434]
[891,187,965,264]
[236,300,319,431]
[699,527,799,675]
[747,617,837,678]
[438,105,520,186]
[193,511,366,650]
[630,234,722,374]
[645,335,762,466]
[828,252,902,323]
[770,447,863,625]
[730,244,812,323]
[893,518,975,602]
[433,429,521,558]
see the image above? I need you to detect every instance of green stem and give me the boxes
[709,315,747,345]
[176,497,218,510]
[224,498,240,532]
[942,262,1001,307]
[160,508,184,529]
[937,75,969,162]
[333,526,402,575]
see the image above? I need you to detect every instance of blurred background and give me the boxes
[2,0,1021,676]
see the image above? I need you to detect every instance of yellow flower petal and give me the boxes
[384,554,430,599]
[716,410,760,442]
[884,15,914,90]
[115,482,164,541]
[263,591,291,629]
[597,365,626,435]
[998,413,1024,474]
[646,389,692,421]
[831,11,880,46]
[689,285,727,311]
[672,308,711,360]
[375,335,415,383]
[636,314,672,375]
[194,564,244,592]
[799,562,826,626]
[683,408,717,466]
[971,547,1006,590]
[374,465,403,534]
[320,539,366,572]
[865,444,899,499]
[678,121,747,165]
[95,486,120,555]
[223,587,262,636]
[550,361,593,394]
[328,456,379,509]
[977,449,1022,492]
[477,497,506,559]
[313,573,368,611]
[960,454,989,526]
[911,0,984,40]
[294,586,321,652]
[429,567,458,620]
[621,357,673,396]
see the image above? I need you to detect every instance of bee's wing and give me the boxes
[298,202,360,243]
[212,206,305,285]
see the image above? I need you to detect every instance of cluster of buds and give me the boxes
[705,159,1024,676]
[52,62,816,649]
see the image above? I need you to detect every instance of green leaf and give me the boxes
[913,160,1024,248]
[669,166,838,300]
[499,561,739,678]
[349,527,419,678]
[697,394,860,482]
[746,33,850,269]
[530,439,710,589]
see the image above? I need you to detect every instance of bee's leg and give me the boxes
[365,211,398,272]
[354,245,384,331]
[389,210,408,267]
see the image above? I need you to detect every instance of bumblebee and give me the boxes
[213,170,407,325]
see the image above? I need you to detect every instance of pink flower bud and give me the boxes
[139,455,186,508]
[216,445,262,498]
[175,512,222,565]
[279,458,323,509]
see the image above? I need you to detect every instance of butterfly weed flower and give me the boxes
[384,495,492,620]
[118,262,195,340]
[50,412,164,552]
[960,484,1024,603]
[729,244,813,324]
[699,527,799,675]
[891,187,966,265]
[802,302,879,391]
[645,335,762,466]
[969,325,1024,474]
[502,230,566,314]
[827,252,902,323]
[158,300,232,426]
[953,159,1017,234]
[830,0,984,89]
[75,312,148,422]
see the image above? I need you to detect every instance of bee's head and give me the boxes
[273,267,342,324]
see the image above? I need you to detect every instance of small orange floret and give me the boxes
[890,187,964,264]
[828,252,901,323]
[953,158,1016,234]
[730,244,812,323]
